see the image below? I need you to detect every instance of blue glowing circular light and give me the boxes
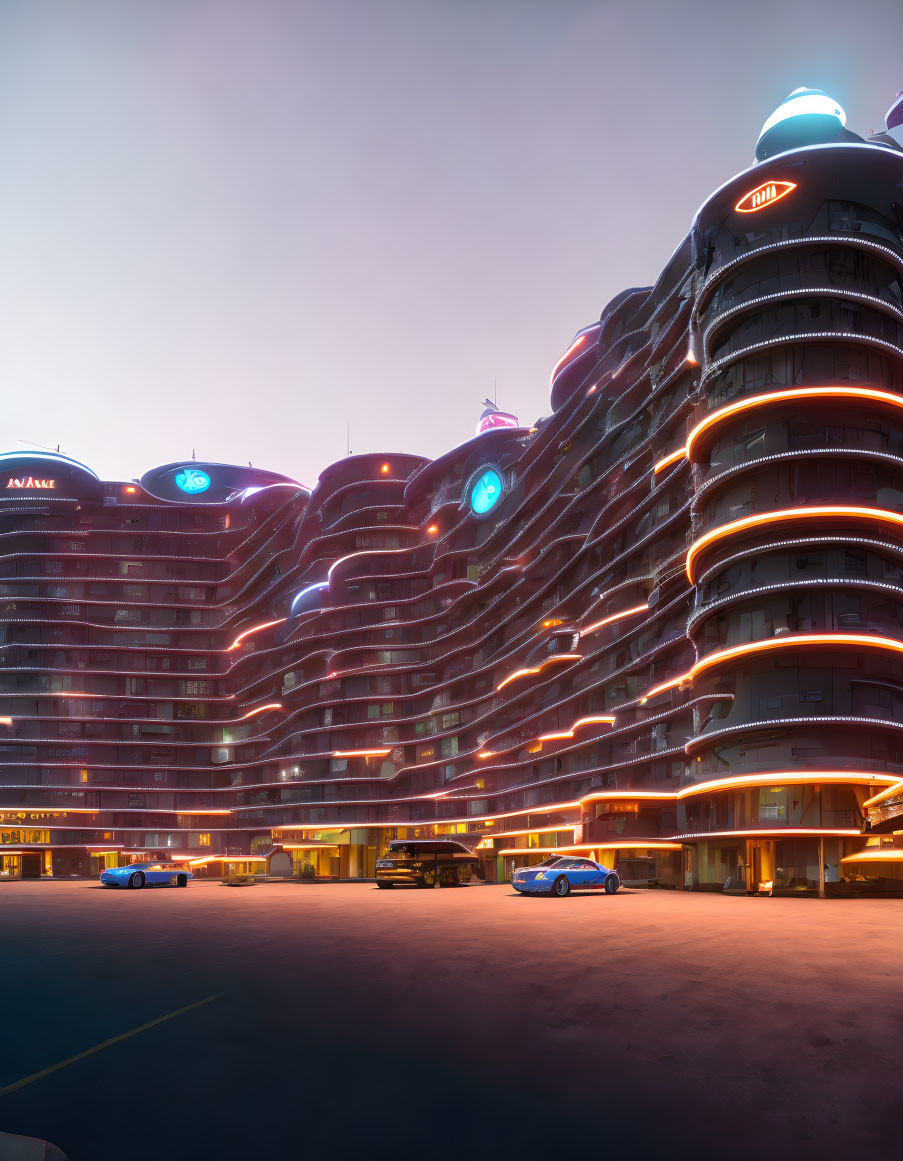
[470,468,504,515]
[175,468,211,495]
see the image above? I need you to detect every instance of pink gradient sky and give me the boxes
[0,0,900,483]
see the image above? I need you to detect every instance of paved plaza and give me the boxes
[1,881,900,1160]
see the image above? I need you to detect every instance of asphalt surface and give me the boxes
[0,880,900,1161]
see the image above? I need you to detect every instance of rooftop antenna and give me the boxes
[18,438,62,454]
[191,448,196,461]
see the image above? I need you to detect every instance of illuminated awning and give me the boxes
[840,848,903,863]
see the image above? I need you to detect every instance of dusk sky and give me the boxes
[0,0,901,485]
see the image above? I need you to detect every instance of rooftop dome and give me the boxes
[476,399,520,435]
[756,87,846,160]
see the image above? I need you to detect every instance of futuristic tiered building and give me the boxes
[4,88,903,893]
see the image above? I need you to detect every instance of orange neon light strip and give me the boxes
[579,603,648,639]
[501,842,683,856]
[333,748,391,758]
[675,827,861,841]
[734,180,797,214]
[185,854,269,866]
[227,618,286,652]
[238,703,284,720]
[536,714,616,745]
[478,824,579,843]
[640,674,686,703]
[653,448,688,475]
[0,807,232,816]
[691,633,903,684]
[282,842,342,850]
[656,385,903,477]
[675,771,888,798]
[496,654,582,692]
[688,386,903,460]
[550,334,588,382]
[840,848,903,862]
[686,505,903,582]
[863,779,903,808]
[571,841,682,851]
[0,717,11,726]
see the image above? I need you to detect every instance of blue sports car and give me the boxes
[511,855,620,897]
[100,861,193,890]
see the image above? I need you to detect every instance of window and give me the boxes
[182,681,210,696]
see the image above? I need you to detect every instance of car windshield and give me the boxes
[532,857,564,868]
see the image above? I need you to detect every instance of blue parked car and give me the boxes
[100,861,193,890]
[511,855,620,897]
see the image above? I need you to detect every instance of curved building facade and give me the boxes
[4,89,903,893]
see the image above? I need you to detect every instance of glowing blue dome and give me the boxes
[756,87,846,161]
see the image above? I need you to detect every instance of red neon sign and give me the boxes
[6,477,55,490]
[735,180,797,213]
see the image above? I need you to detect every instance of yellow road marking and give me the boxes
[0,993,224,1097]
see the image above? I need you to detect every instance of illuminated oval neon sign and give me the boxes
[175,468,211,494]
[469,467,504,515]
[735,181,797,214]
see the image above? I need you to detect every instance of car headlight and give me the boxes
[535,872,545,880]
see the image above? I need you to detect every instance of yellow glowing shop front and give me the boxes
[0,828,53,879]
[277,828,382,879]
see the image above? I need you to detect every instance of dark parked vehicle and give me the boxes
[376,838,486,888]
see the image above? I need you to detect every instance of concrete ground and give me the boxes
[0,880,900,1161]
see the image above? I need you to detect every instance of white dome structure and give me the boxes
[756,87,846,160]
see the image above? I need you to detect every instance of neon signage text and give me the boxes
[735,181,797,213]
[6,477,55,490]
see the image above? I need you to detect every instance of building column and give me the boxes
[818,837,825,898]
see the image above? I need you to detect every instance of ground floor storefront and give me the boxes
[5,829,902,895]
[684,834,903,895]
